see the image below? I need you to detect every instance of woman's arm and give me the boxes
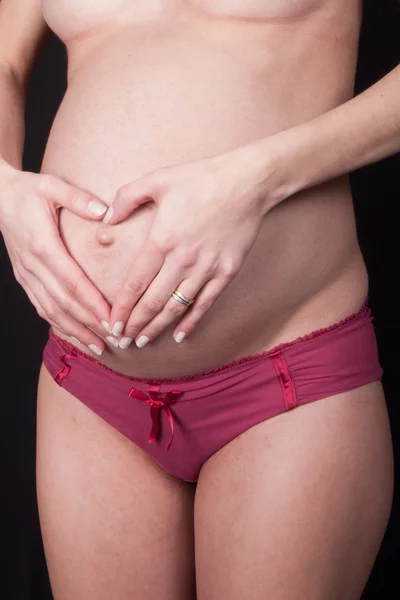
[104,63,400,346]
[0,0,48,168]
[0,0,111,354]
[248,64,400,214]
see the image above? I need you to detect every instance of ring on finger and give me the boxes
[171,288,195,306]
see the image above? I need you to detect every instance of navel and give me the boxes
[96,226,115,247]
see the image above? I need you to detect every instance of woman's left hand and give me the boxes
[104,147,272,349]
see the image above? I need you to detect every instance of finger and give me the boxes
[121,277,205,349]
[115,252,188,342]
[25,284,75,340]
[35,232,111,328]
[103,171,160,225]
[109,239,165,336]
[171,277,228,342]
[26,276,106,356]
[24,255,110,339]
[42,174,108,219]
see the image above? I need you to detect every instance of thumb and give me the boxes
[103,172,158,225]
[44,175,108,220]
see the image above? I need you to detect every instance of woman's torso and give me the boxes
[40,0,368,377]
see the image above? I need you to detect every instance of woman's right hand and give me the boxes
[0,160,111,356]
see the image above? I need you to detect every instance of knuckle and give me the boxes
[65,186,83,208]
[220,258,240,279]
[142,298,164,314]
[57,304,69,317]
[114,186,128,204]
[113,189,123,205]
[113,301,132,315]
[200,258,217,278]
[125,324,139,338]
[19,251,34,272]
[58,297,72,315]
[125,278,146,296]
[83,314,99,329]
[175,248,197,269]
[12,268,23,285]
[63,277,78,296]
[36,305,47,319]
[153,232,177,254]
[204,265,216,279]
[86,319,100,333]
[29,238,48,258]
[168,300,186,316]
[45,303,59,321]
[196,296,215,313]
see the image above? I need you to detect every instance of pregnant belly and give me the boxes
[51,181,366,378]
[41,27,366,377]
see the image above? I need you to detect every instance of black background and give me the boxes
[1,1,399,598]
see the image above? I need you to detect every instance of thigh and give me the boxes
[36,365,196,600]
[194,381,394,600]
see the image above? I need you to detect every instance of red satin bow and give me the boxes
[129,384,182,451]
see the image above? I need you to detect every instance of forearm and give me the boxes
[248,64,400,213]
[0,65,26,172]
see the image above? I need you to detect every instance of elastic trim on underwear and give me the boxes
[48,296,370,385]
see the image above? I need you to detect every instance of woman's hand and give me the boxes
[0,160,111,355]
[104,147,273,349]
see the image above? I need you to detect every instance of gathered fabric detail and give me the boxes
[269,350,297,411]
[129,385,183,451]
[42,296,382,483]
[54,351,77,386]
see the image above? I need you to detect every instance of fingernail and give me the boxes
[119,337,133,349]
[70,336,81,344]
[135,335,149,349]
[174,332,186,343]
[112,321,124,336]
[106,336,119,348]
[88,200,107,217]
[101,320,111,334]
[103,207,114,224]
[88,344,103,356]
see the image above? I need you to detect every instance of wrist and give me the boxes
[230,133,303,217]
[0,160,20,222]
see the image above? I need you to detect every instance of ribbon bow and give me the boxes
[129,384,182,451]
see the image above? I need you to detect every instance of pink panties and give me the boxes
[43,299,383,482]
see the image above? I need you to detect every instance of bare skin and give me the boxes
[42,0,368,377]
[38,372,393,599]
[0,1,395,598]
